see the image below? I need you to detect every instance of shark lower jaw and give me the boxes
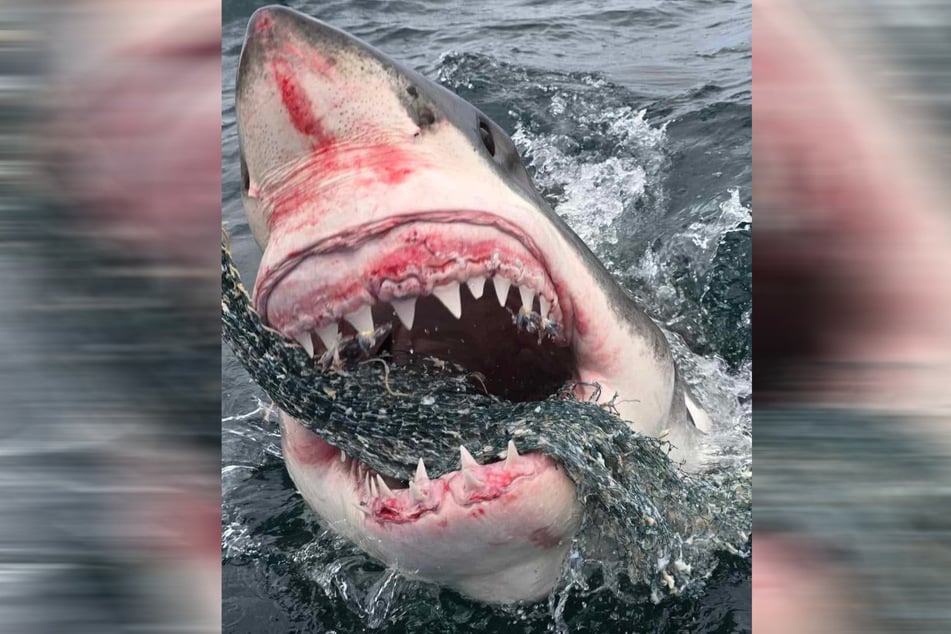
[281,415,582,603]
[257,212,587,402]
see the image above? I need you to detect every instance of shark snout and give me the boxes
[237,7,351,183]
[236,6,433,248]
[241,5,340,74]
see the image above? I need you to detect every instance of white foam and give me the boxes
[512,106,667,248]
[687,188,751,252]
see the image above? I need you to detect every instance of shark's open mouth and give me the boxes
[257,213,579,402]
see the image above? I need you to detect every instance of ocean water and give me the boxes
[221,0,751,631]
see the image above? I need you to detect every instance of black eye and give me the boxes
[418,106,435,126]
[240,154,250,194]
[478,118,495,157]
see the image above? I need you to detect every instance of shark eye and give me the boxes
[478,118,496,157]
[418,106,435,126]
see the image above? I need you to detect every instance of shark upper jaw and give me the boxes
[256,210,572,351]
[234,4,668,415]
[256,208,583,401]
[281,414,582,603]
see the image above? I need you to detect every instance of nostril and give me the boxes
[250,8,277,37]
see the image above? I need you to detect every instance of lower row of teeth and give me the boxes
[292,276,558,358]
[349,442,520,512]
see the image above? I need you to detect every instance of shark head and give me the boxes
[235,5,703,603]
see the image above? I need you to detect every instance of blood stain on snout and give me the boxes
[271,58,331,145]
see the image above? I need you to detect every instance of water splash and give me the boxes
[513,107,668,250]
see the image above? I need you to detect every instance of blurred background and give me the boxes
[0,0,221,632]
[754,0,951,632]
[1,0,950,632]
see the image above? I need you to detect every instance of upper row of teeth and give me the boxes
[292,275,554,357]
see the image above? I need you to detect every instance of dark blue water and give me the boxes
[222,1,751,631]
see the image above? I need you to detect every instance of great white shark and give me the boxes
[235,5,711,604]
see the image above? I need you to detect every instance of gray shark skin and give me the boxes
[228,5,730,605]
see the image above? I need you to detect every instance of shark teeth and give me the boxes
[294,332,314,357]
[315,323,339,350]
[493,276,511,306]
[459,445,479,470]
[415,458,429,484]
[376,474,394,498]
[292,272,562,361]
[345,305,375,335]
[391,296,417,329]
[346,439,538,518]
[466,276,486,299]
[432,282,462,319]
[503,439,519,470]
[519,285,535,313]
[539,296,550,319]
[459,445,484,490]
[462,468,484,491]
[408,480,427,504]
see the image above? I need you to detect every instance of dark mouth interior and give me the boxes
[344,281,576,402]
